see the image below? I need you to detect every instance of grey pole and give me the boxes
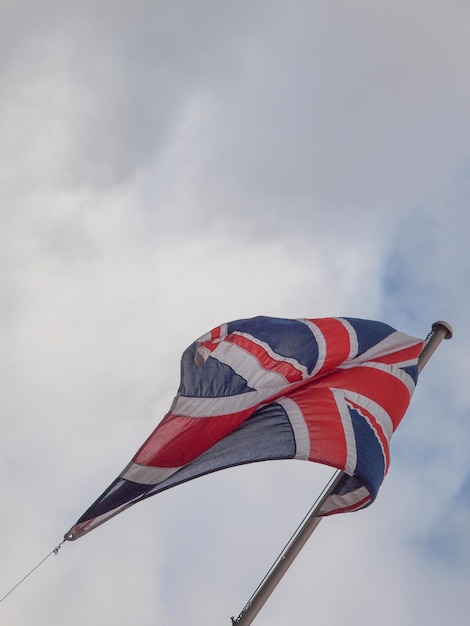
[230,321,453,626]
[231,470,344,626]
[417,320,453,373]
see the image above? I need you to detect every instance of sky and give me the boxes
[1,0,469,624]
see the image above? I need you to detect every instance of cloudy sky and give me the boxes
[1,1,469,624]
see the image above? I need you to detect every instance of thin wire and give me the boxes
[0,540,65,605]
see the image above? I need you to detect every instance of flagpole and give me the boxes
[417,320,453,373]
[230,320,452,626]
[231,469,344,626]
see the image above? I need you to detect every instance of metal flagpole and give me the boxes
[417,320,453,373]
[230,320,453,626]
[231,469,344,625]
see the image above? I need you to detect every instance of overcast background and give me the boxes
[1,1,469,625]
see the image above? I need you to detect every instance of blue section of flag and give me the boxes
[349,406,386,501]
[178,343,254,397]
[228,317,320,373]
[80,478,148,521]
[344,318,395,356]
[402,365,419,384]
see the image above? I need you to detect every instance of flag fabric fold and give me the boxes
[65,316,423,540]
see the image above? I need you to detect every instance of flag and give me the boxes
[65,316,423,540]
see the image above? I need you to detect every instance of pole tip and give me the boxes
[432,320,453,339]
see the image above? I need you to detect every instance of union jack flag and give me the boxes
[66,316,423,540]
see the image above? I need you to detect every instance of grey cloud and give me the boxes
[0,1,267,190]
[199,0,470,223]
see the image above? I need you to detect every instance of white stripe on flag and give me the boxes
[300,319,326,376]
[343,389,394,443]
[171,387,276,418]
[319,485,370,515]
[338,317,359,360]
[120,462,181,485]
[232,331,309,379]
[351,331,422,365]
[275,397,311,460]
[210,340,291,390]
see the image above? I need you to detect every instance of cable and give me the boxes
[0,540,65,605]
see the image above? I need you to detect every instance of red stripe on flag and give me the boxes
[308,318,352,373]
[371,342,423,365]
[211,325,223,341]
[226,334,304,383]
[133,409,253,467]
[287,385,348,470]
[198,325,226,353]
[312,366,412,431]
